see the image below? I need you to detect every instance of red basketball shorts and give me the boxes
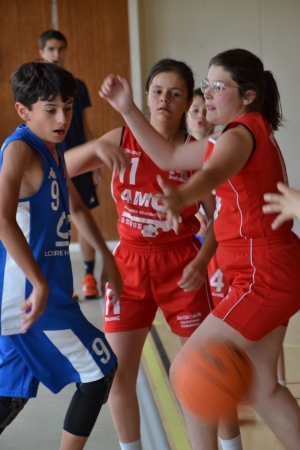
[104,238,213,337]
[212,233,300,341]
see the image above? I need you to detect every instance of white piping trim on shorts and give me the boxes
[222,238,256,320]
[228,179,245,239]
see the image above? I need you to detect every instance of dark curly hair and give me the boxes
[10,61,77,109]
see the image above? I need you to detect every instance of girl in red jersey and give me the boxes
[187,89,242,450]
[66,58,217,450]
[99,49,300,450]
[188,86,288,448]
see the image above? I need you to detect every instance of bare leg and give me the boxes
[78,233,96,263]
[179,335,241,449]
[171,314,300,450]
[60,431,88,450]
[277,345,286,385]
[246,326,300,450]
[106,328,149,443]
[218,409,240,440]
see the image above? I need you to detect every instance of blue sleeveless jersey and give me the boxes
[0,125,82,335]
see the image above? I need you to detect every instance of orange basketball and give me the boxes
[170,340,253,422]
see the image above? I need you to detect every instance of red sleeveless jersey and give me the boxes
[205,112,292,242]
[112,126,200,244]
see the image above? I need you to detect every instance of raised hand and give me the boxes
[99,74,134,115]
[263,182,300,229]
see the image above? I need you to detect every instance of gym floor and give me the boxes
[1,244,299,449]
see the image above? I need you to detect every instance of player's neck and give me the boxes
[43,141,60,165]
[151,121,185,145]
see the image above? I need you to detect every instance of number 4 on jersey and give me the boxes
[210,268,225,293]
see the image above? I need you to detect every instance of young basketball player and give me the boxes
[187,89,242,450]
[99,48,300,450]
[65,58,216,450]
[0,61,122,450]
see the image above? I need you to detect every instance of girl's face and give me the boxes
[147,71,191,126]
[204,65,247,127]
[186,95,214,138]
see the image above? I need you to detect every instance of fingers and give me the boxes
[114,152,131,173]
[157,174,169,195]
[262,200,283,214]
[276,181,290,195]
[100,256,123,306]
[178,270,204,292]
[99,74,118,98]
[270,214,286,230]
[95,140,130,172]
[166,212,180,234]
[263,182,290,213]
[20,301,43,333]
[109,283,122,305]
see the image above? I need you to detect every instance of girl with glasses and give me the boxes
[66,58,217,450]
[99,48,300,450]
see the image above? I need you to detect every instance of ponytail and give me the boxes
[262,70,283,131]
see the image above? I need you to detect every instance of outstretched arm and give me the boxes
[263,182,300,229]
[155,126,254,233]
[64,128,129,177]
[99,74,206,171]
[68,178,122,303]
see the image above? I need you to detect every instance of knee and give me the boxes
[79,365,117,404]
[64,365,117,437]
[110,364,138,396]
[246,375,279,406]
[0,397,28,434]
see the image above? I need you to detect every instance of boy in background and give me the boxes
[39,29,101,300]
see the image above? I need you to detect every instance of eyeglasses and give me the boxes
[200,79,239,95]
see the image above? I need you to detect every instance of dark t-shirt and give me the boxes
[61,78,91,150]
[61,78,99,209]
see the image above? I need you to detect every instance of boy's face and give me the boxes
[17,95,73,149]
[39,39,67,67]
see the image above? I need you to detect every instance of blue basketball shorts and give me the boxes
[0,316,117,398]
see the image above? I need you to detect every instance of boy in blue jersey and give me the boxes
[0,61,122,449]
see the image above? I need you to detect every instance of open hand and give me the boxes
[263,182,300,229]
[156,175,185,233]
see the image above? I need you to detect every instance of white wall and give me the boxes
[128,0,300,235]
